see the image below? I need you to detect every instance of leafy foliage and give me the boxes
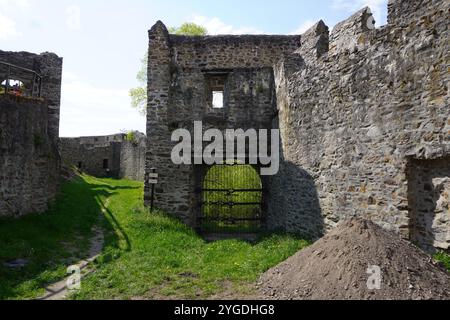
[129,87,147,116]
[169,23,208,36]
[129,22,208,115]
[124,130,138,144]
[435,251,450,270]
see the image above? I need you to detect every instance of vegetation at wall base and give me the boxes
[435,252,450,271]
[0,174,309,300]
[0,175,108,299]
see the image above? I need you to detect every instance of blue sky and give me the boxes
[0,0,388,137]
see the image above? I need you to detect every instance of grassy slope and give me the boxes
[0,175,112,299]
[0,175,309,300]
[73,177,309,300]
[2,174,447,300]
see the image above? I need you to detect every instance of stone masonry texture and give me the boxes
[273,0,449,250]
[146,0,449,252]
[60,132,146,181]
[146,20,300,226]
[0,50,63,217]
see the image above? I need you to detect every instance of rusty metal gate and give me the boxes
[199,164,263,234]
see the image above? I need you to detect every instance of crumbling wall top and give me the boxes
[329,7,375,55]
[148,21,301,70]
[169,34,301,45]
[387,0,440,25]
[0,50,62,76]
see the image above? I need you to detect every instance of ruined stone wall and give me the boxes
[61,133,146,181]
[120,133,146,181]
[146,21,300,225]
[0,50,62,217]
[408,157,450,252]
[0,51,63,145]
[272,0,449,249]
[60,137,121,178]
[0,97,60,217]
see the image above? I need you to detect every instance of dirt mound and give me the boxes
[259,219,450,300]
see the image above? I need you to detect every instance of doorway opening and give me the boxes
[199,163,264,234]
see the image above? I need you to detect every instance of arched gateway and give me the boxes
[145,20,300,232]
[200,163,263,234]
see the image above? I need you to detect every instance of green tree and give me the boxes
[168,22,208,36]
[130,23,208,115]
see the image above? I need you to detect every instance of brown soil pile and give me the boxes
[259,219,450,300]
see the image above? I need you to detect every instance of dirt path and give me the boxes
[38,201,108,301]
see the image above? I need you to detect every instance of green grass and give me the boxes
[73,176,309,300]
[0,175,309,300]
[435,252,450,270]
[0,175,116,300]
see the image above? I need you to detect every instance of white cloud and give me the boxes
[60,72,145,137]
[290,20,317,35]
[0,0,30,39]
[66,5,81,31]
[191,16,264,35]
[0,13,20,39]
[0,0,30,10]
[333,0,388,26]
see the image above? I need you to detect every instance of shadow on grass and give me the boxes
[99,200,132,253]
[93,184,141,192]
[0,176,124,300]
[199,228,314,246]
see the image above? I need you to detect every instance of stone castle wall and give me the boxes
[0,51,63,145]
[146,0,449,251]
[61,132,146,181]
[60,136,122,178]
[272,0,449,250]
[407,157,450,252]
[120,136,147,182]
[146,22,300,225]
[0,50,63,218]
[0,98,60,217]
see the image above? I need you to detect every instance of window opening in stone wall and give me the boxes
[205,73,228,110]
[212,91,224,109]
[1,79,24,96]
[78,162,83,169]
[103,159,109,170]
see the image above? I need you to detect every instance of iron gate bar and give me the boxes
[203,202,262,206]
[202,189,263,192]
[200,163,263,234]
[198,217,262,222]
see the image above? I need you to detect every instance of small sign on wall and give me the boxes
[147,172,158,185]
[147,168,158,213]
